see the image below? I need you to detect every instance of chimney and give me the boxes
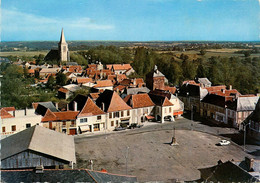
[229,85,232,90]
[133,78,136,86]
[55,102,59,110]
[101,102,105,111]
[13,110,15,117]
[74,101,77,111]
[245,157,254,170]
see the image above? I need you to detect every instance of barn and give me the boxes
[1,125,76,169]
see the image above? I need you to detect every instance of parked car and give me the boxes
[129,123,137,129]
[137,124,144,128]
[219,140,230,146]
[114,127,126,131]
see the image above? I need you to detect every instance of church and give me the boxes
[44,29,70,62]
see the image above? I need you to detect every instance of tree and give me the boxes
[244,51,251,57]
[46,75,55,89]
[56,72,67,86]
[199,49,206,56]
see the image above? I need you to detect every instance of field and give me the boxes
[0,51,49,57]
[158,48,260,61]
[75,126,250,182]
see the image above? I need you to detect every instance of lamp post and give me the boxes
[191,105,194,130]
[244,123,250,152]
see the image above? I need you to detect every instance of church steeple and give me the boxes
[59,28,67,44]
[58,28,69,62]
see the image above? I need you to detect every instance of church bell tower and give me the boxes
[58,28,70,62]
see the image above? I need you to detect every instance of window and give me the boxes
[111,121,114,127]
[121,111,124,117]
[80,118,87,123]
[71,121,75,125]
[114,112,119,118]
[12,125,16,132]
[2,127,5,132]
[109,113,112,119]
[116,120,119,127]
[94,124,100,131]
[169,108,172,113]
[127,110,130,116]
[63,122,66,126]
[97,115,101,120]
[26,123,31,128]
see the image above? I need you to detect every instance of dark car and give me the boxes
[114,126,126,131]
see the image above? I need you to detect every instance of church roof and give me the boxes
[59,28,67,44]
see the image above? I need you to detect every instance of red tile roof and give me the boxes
[58,87,69,93]
[117,74,127,82]
[206,85,226,92]
[182,80,199,86]
[107,64,132,71]
[107,92,132,112]
[68,66,83,73]
[124,94,155,109]
[76,77,93,84]
[28,69,35,74]
[0,108,14,119]
[2,107,15,111]
[163,86,177,94]
[42,110,79,122]
[114,85,127,92]
[78,97,105,117]
[162,97,174,107]
[89,93,100,100]
[94,80,113,88]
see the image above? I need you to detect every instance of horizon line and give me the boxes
[1,40,260,43]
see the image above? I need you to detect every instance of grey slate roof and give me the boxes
[1,125,76,163]
[250,98,260,121]
[125,87,150,95]
[199,161,259,182]
[197,78,212,86]
[35,101,59,116]
[1,169,138,183]
[237,96,259,111]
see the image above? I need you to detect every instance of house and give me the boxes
[41,110,79,135]
[68,94,89,112]
[148,92,175,123]
[195,77,212,88]
[106,64,134,75]
[76,97,106,134]
[198,159,259,182]
[33,102,59,116]
[75,77,93,85]
[124,93,155,124]
[179,83,208,112]
[1,125,76,169]
[1,107,42,138]
[146,65,167,91]
[39,68,60,77]
[93,80,114,92]
[1,169,137,183]
[226,96,259,128]
[200,94,227,123]
[150,89,184,118]
[120,87,150,99]
[244,98,260,143]
[58,84,81,99]
[96,90,132,129]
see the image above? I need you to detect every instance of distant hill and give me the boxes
[1,41,260,52]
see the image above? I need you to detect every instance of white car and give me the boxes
[219,140,230,146]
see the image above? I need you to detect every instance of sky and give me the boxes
[1,0,260,41]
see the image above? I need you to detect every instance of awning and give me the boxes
[173,111,183,115]
[146,115,155,120]
[121,120,130,124]
[79,125,90,132]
